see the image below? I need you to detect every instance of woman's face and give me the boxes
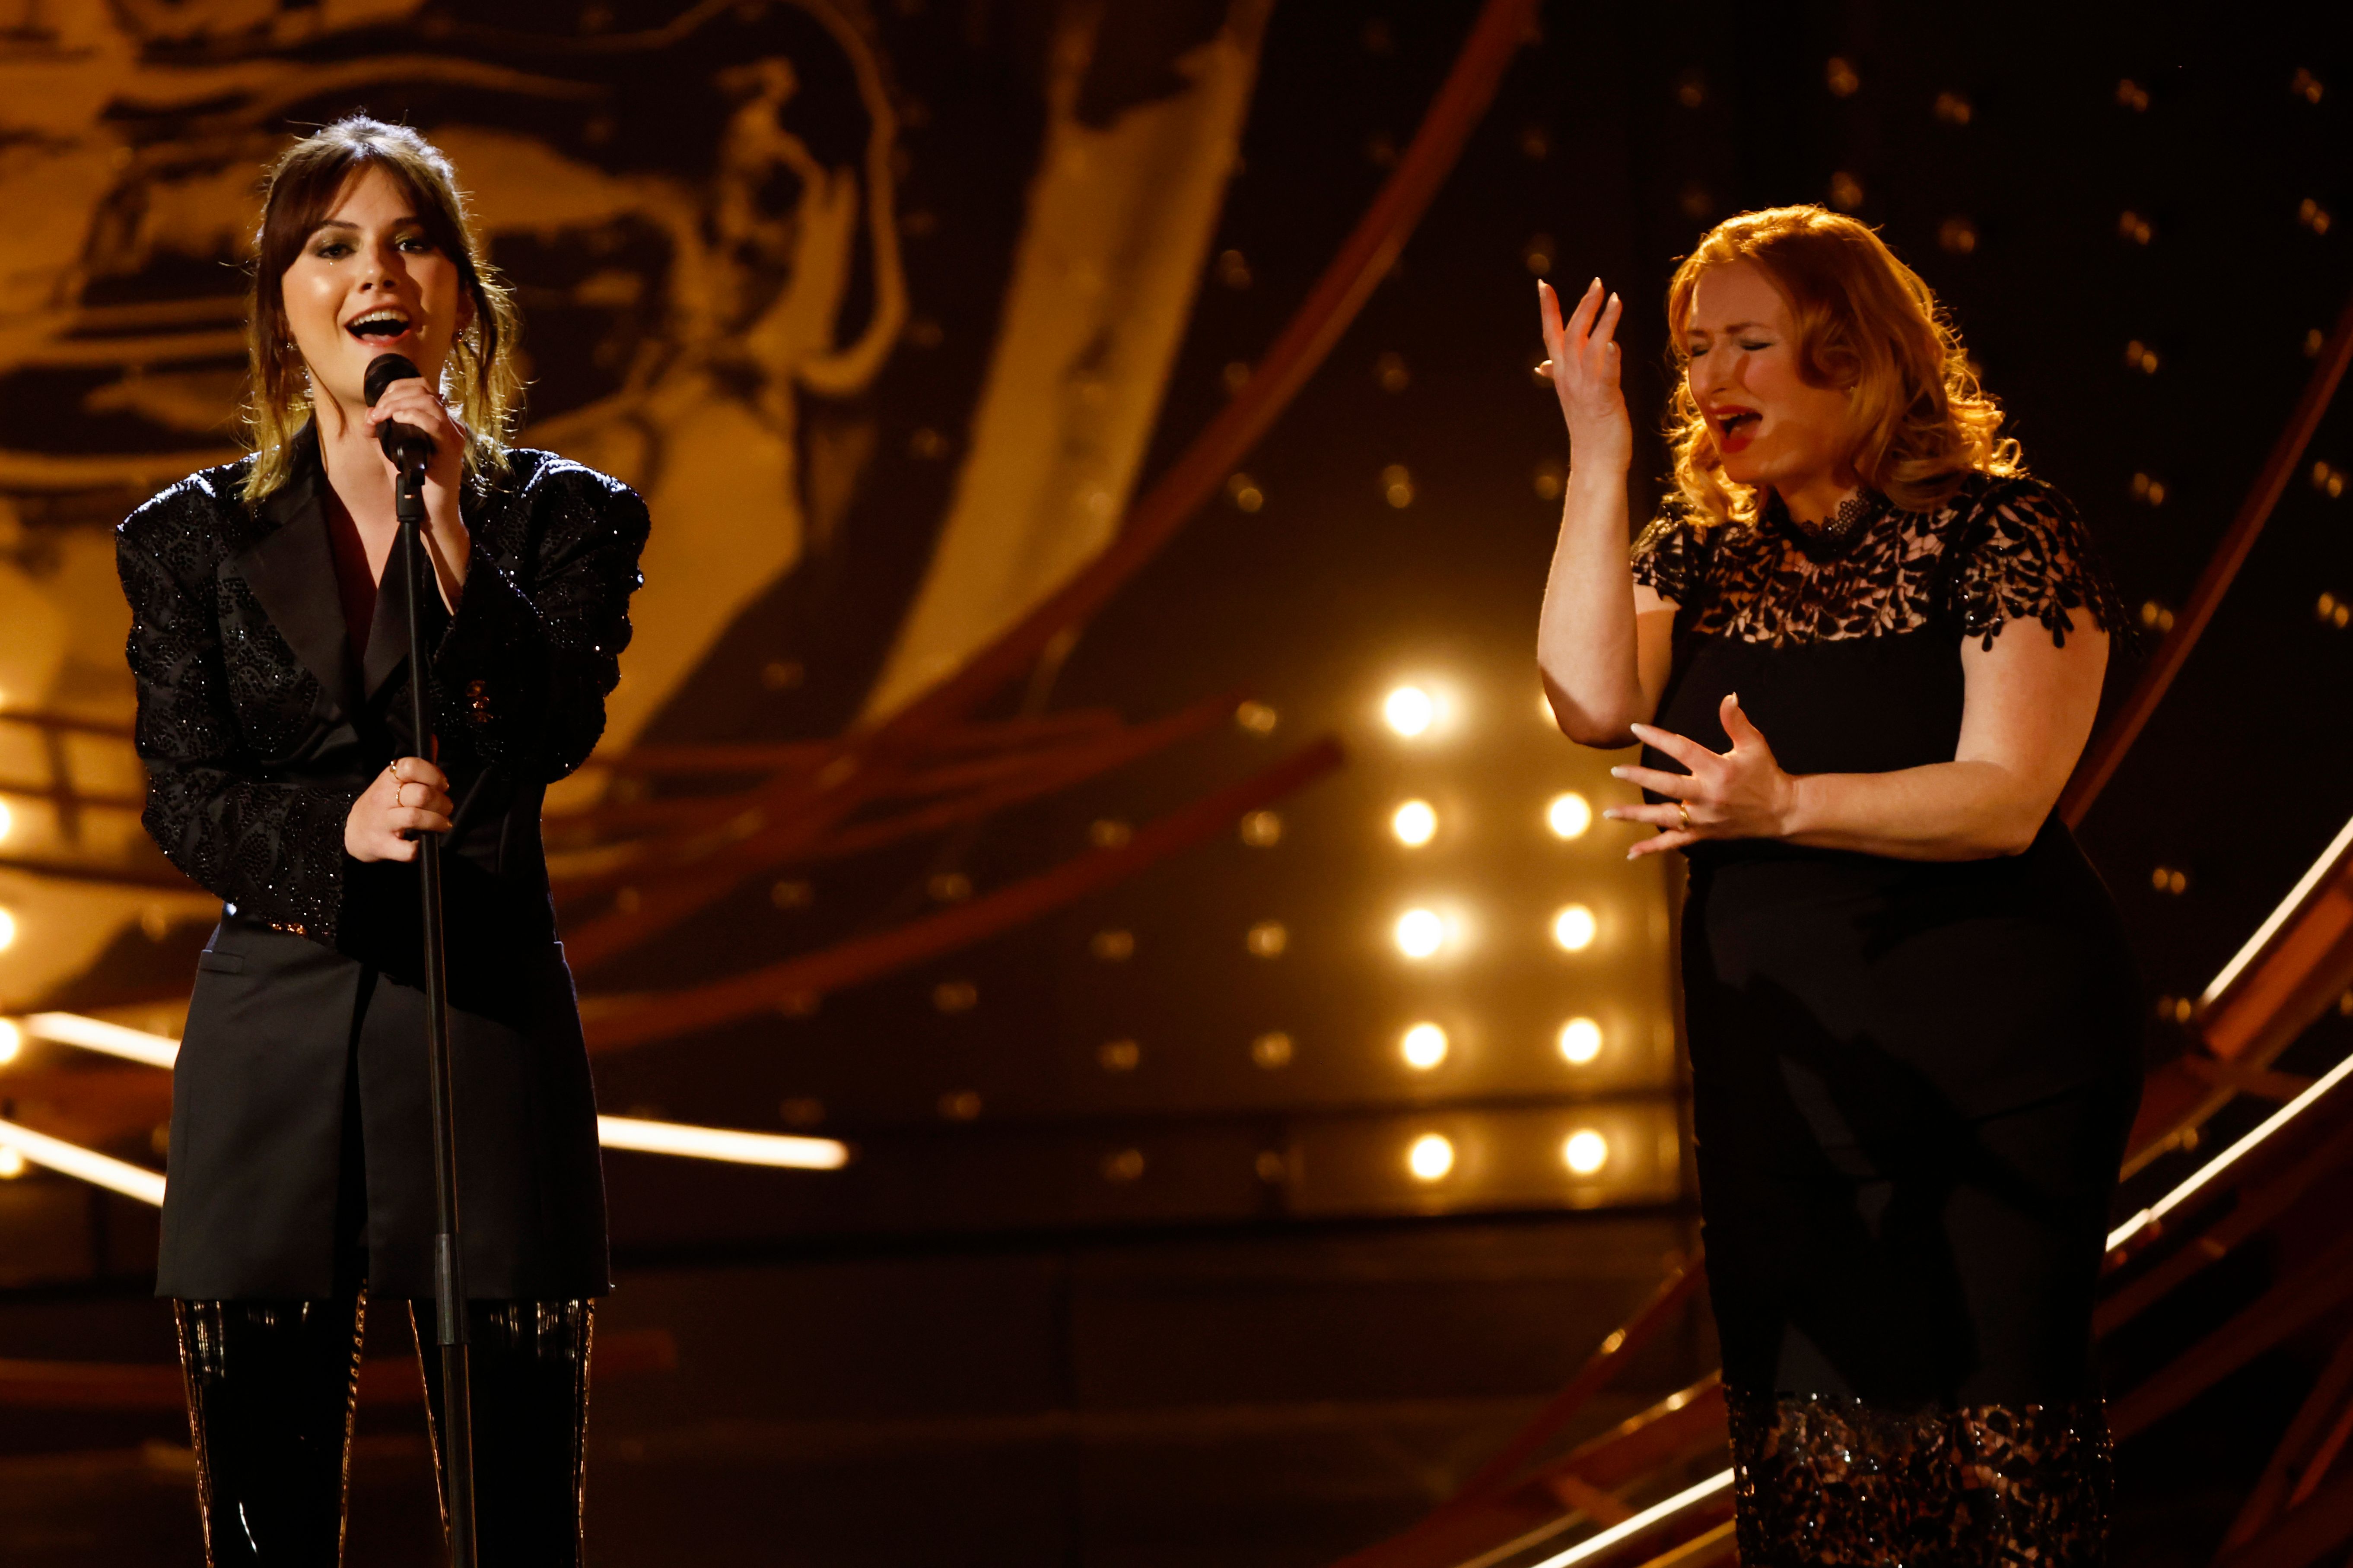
[280,166,472,422]
[1682,260,1853,495]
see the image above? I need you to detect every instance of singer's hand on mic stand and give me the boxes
[366,372,474,606]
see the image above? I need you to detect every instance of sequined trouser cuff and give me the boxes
[174,1296,592,1567]
[1725,1388,2113,1567]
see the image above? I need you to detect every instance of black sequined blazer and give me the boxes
[119,424,648,1301]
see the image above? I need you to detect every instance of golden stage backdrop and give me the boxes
[0,0,1266,1009]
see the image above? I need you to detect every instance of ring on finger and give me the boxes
[1676,800,1692,832]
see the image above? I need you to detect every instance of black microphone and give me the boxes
[364,353,435,474]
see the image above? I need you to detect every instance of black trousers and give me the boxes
[171,1008,594,1566]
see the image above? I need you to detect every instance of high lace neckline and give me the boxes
[1768,487,1887,559]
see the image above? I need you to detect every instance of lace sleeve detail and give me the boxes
[432,457,650,783]
[118,493,359,946]
[1951,478,2128,651]
[1631,511,1699,604]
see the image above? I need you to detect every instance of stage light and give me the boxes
[1530,1470,1735,1568]
[1401,1023,1448,1070]
[0,1019,19,1065]
[1407,1133,1455,1181]
[1563,1129,1609,1176]
[1383,685,1434,737]
[1394,908,1445,959]
[0,907,15,952]
[23,1013,179,1068]
[0,799,12,843]
[0,1146,21,1178]
[1558,1017,1602,1064]
[1547,792,1592,839]
[595,1115,849,1170]
[1235,701,1279,735]
[0,1117,165,1206]
[1391,799,1437,846]
[1552,904,1597,951]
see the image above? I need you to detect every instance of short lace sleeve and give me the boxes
[1631,511,1701,605]
[1950,479,2128,651]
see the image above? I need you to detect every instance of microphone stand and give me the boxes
[398,455,477,1568]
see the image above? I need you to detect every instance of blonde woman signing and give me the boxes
[1536,207,2140,1565]
[119,118,646,1563]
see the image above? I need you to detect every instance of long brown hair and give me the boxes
[1663,205,2019,528]
[242,117,520,503]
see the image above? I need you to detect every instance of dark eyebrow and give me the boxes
[306,216,423,235]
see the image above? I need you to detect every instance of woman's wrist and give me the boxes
[1774,771,1816,840]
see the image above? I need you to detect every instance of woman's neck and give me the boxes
[313,397,396,526]
[1774,468,1861,526]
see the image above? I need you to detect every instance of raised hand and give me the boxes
[1601,694,1798,858]
[1538,277,1633,471]
[346,755,455,863]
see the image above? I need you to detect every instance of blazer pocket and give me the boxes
[195,949,246,974]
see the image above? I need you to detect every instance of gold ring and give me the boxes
[1676,800,1692,832]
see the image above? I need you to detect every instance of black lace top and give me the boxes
[1630,472,2127,653]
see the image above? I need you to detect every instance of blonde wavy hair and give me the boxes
[1664,205,2019,528]
[241,117,520,503]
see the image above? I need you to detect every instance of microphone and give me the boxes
[364,353,435,474]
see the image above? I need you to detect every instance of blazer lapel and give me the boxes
[230,426,356,719]
[362,524,452,736]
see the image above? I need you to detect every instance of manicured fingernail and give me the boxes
[1609,767,1626,778]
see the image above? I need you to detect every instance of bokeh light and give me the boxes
[1558,1017,1603,1064]
[1546,791,1592,839]
[1563,1129,1610,1176]
[1394,908,1446,959]
[1400,1023,1448,1070]
[1407,1133,1455,1181]
[0,1018,19,1065]
[1391,799,1437,846]
[1383,686,1435,737]
[1551,904,1596,952]
[0,798,13,843]
[0,907,16,952]
[0,1146,23,1181]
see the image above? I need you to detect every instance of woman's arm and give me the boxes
[430,463,651,782]
[1605,622,2108,861]
[119,511,367,941]
[1533,279,1676,746]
